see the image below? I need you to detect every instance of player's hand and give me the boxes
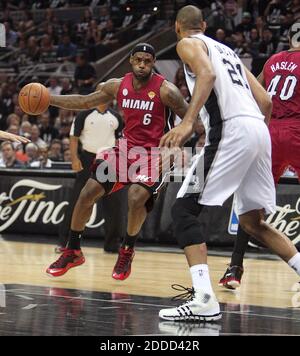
[72,157,83,172]
[159,122,194,148]
[0,131,31,144]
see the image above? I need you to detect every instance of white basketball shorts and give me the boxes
[177,117,276,216]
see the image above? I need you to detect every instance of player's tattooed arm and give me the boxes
[160,80,189,119]
[160,81,195,147]
[50,78,122,110]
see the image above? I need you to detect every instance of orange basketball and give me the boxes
[18,83,50,115]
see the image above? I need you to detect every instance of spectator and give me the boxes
[255,16,265,38]
[26,36,41,62]
[39,111,59,144]
[7,124,19,136]
[30,145,52,168]
[246,0,269,19]
[47,77,62,96]
[98,5,110,29]
[215,28,231,47]
[47,77,62,120]
[0,141,24,168]
[56,109,75,128]
[174,66,186,89]
[40,34,57,63]
[235,12,254,42]
[14,38,30,65]
[20,121,32,139]
[6,113,20,128]
[62,137,70,151]
[74,53,96,94]
[58,121,72,139]
[48,139,63,161]
[4,21,18,48]
[287,0,300,19]
[31,124,47,148]
[264,0,287,33]
[56,34,77,62]
[63,148,71,161]
[14,105,24,119]
[248,28,261,57]
[258,27,277,58]
[276,12,295,52]
[44,24,59,45]
[25,142,39,165]
[101,19,118,46]
[60,78,73,95]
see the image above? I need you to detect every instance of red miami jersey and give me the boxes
[264,51,300,120]
[117,72,167,148]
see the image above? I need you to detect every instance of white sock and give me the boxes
[288,253,300,276]
[190,264,214,295]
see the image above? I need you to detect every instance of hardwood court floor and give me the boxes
[0,239,298,308]
[0,239,300,336]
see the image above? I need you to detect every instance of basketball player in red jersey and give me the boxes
[45,43,193,280]
[219,22,300,289]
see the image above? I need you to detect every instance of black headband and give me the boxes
[131,43,156,58]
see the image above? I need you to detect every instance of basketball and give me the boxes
[18,83,50,115]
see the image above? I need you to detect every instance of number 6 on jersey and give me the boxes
[143,113,152,125]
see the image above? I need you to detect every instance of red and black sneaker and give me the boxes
[218,265,244,290]
[112,247,135,281]
[46,249,85,277]
[54,245,67,254]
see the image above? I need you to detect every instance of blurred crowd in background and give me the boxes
[0,0,299,174]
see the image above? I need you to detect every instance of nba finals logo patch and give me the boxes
[148,91,156,100]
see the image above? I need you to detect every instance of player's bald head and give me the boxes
[176,5,204,31]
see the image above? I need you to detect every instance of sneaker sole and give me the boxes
[46,258,85,277]
[218,279,240,290]
[227,280,240,289]
[112,269,131,281]
[159,313,222,322]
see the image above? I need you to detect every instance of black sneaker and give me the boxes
[218,265,244,290]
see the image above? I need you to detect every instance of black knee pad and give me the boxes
[171,197,205,249]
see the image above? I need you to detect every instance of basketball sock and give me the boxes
[288,253,300,276]
[231,225,250,267]
[121,233,138,249]
[190,264,214,295]
[67,230,84,250]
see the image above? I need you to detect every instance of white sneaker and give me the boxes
[159,289,221,322]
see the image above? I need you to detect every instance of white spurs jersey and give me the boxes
[183,34,264,132]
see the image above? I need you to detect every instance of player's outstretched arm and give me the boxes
[244,66,272,124]
[50,79,121,110]
[160,81,189,120]
[0,131,31,144]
